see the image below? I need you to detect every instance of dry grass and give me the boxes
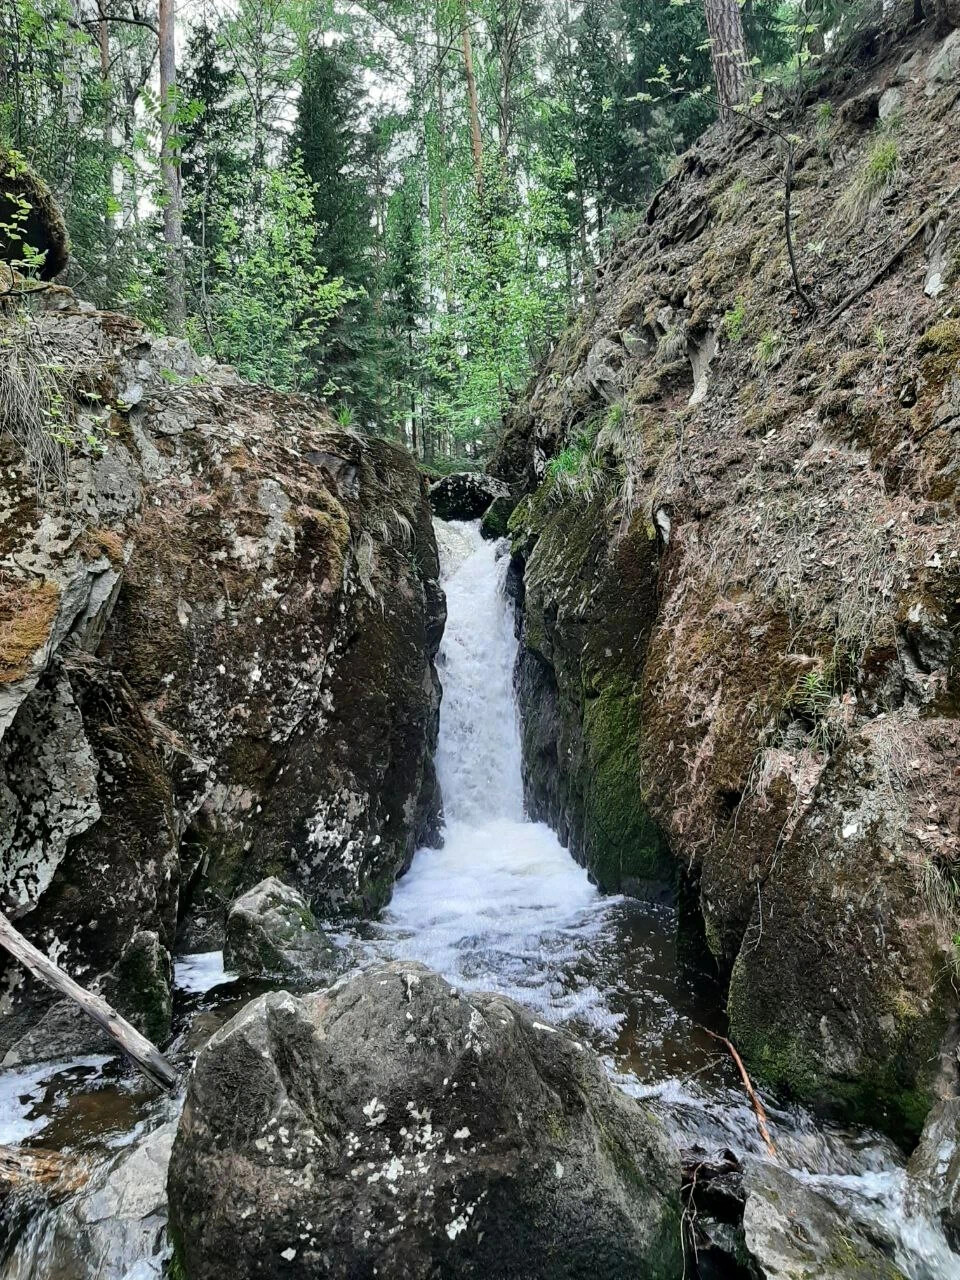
[0,312,79,496]
[79,526,127,566]
[0,578,60,682]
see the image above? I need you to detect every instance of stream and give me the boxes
[2,519,957,1278]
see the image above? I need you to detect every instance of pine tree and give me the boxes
[291,44,378,414]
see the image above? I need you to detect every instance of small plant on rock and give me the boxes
[722,298,748,344]
[838,134,901,227]
[752,330,782,371]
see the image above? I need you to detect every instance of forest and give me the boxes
[0,0,911,461]
[2,1,960,1276]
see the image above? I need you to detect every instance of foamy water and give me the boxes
[367,522,627,1029]
[364,519,960,1279]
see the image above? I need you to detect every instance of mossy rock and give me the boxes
[0,146,69,280]
[480,493,517,540]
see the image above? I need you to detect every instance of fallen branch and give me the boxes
[0,912,177,1092]
[827,180,960,324]
[704,1028,778,1159]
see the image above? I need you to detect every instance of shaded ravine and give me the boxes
[1,520,956,1278]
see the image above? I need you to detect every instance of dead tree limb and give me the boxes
[704,1028,778,1159]
[0,912,177,1092]
[785,139,816,314]
[827,180,960,324]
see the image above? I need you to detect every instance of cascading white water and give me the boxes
[4,518,956,1279]
[370,522,619,1020]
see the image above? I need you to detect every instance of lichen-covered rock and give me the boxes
[0,146,69,280]
[168,961,682,1280]
[741,1160,902,1279]
[493,21,960,1137]
[429,471,509,521]
[224,877,338,980]
[0,292,444,1061]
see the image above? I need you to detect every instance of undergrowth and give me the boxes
[838,132,901,227]
[0,310,110,496]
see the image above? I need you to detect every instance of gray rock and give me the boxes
[224,877,339,980]
[429,472,509,521]
[878,86,902,122]
[909,1098,960,1249]
[168,961,682,1280]
[3,1115,175,1280]
[1,292,445,1059]
[927,29,960,92]
[742,1160,899,1279]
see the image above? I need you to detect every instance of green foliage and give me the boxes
[838,134,901,227]
[723,298,749,344]
[753,330,782,370]
[195,159,352,390]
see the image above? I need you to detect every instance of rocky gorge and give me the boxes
[1,12,960,1280]
[0,286,444,1064]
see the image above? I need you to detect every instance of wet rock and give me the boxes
[0,291,444,1060]
[168,961,683,1280]
[509,491,672,897]
[908,1097,960,1249]
[491,20,960,1137]
[479,493,517,540]
[3,1116,175,1280]
[429,472,509,521]
[742,1160,900,1279]
[224,877,338,981]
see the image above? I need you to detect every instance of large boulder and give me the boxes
[429,472,509,522]
[0,146,69,280]
[168,962,682,1280]
[741,1160,905,1279]
[224,877,339,980]
[0,292,444,1063]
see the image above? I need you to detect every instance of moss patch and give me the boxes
[0,579,59,682]
[583,679,673,892]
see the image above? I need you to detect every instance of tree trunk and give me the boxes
[97,4,113,257]
[703,0,748,122]
[460,3,484,194]
[158,0,186,332]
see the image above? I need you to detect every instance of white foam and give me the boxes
[369,524,622,1027]
[173,951,236,993]
[0,1056,113,1145]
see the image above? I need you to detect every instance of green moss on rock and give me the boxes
[583,680,673,893]
[0,146,69,279]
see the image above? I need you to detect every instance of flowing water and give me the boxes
[2,518,958,1278]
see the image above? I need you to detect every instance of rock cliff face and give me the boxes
[493,20,960,1137]
[0,290,444,1060]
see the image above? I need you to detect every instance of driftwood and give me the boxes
[0,912,177,1092]
[704,1028,778,1159]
